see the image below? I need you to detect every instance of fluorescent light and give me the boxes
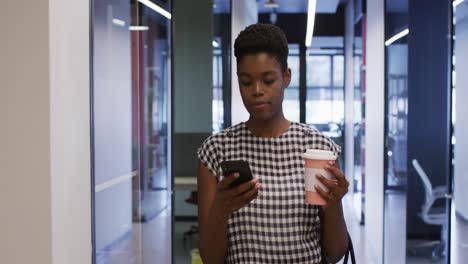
[112,18,126,27]
[129,26,149,31]
[385,28,409,46]
[138,0,172,20]
[305,0,317,47]
[454,0,465,7]
[212,40,220,48]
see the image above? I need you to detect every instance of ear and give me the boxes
[283,68,292,88]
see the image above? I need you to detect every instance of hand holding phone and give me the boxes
[220,160,254,188]
[210,160,259,217]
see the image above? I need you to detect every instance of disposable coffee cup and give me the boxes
[303,149,338,205]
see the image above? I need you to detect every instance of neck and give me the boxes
[246,112,290,138]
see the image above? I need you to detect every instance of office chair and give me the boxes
[412,159,447,258]
[182,191,199,246]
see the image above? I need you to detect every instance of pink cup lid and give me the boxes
[302,149,337,160]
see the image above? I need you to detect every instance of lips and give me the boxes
[252,102,269,110]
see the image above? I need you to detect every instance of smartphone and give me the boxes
[220,160,254,188]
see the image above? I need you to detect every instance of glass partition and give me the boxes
[91,0,172,263]
[383,1,452,263]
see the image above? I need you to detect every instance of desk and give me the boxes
[174,177,198,191]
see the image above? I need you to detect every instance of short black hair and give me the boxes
[234,23,289,72]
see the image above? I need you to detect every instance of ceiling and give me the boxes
[214,0,341,14]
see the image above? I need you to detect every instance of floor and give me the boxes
[96,192,468,264]
[97,208,172,264]
[450,203,468,264]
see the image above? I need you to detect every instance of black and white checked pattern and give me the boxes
[197,122,342,264]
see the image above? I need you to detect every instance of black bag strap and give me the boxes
[342,232,356,264]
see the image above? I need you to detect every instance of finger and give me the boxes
[219,173,240,189]
[315,184,333,201]
[245,190,259,204]
[232,191,259,212]
[325,163,346,182]
[230,179,259,196]
[234,182,261,204]
[316,174,339,190]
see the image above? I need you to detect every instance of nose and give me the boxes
[253,81,264,97]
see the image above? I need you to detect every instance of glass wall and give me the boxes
[383,1,453,263]
[91,0,172,263]
[383,2,408,262]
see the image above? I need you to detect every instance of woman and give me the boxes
[197,23,349,264]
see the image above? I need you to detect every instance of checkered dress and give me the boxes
[197,122,342,264]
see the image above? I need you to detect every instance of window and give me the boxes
[213,48,224,132]
[306,54,344,126]
[283,44,300,122]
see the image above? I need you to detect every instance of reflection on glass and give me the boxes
[386,67,408,188]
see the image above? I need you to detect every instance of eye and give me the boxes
[241,81,252,86]
[264,79,275,85]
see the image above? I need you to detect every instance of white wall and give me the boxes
[455,4,468,220]
[1,0,92,263]
[344,0,355,186]
[365,0,385,262]
[1,1,53,263]
[231,0,258,125]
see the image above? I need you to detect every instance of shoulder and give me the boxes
[294,122,342,155]
[200,123,244,147]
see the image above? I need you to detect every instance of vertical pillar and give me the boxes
[366,0,385,262]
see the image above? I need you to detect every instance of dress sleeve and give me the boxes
[197,135,220,177]
[306,126,343,158]
[325,137,342,158]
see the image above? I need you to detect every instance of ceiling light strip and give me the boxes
[385,28,409,46]
[305,0,317,47]
[138,0,172,20]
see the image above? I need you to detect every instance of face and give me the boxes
[237,53,291,121]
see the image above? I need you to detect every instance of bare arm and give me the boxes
[197,162,260,264]
[316,161,349,263]
[320,202,349,263]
